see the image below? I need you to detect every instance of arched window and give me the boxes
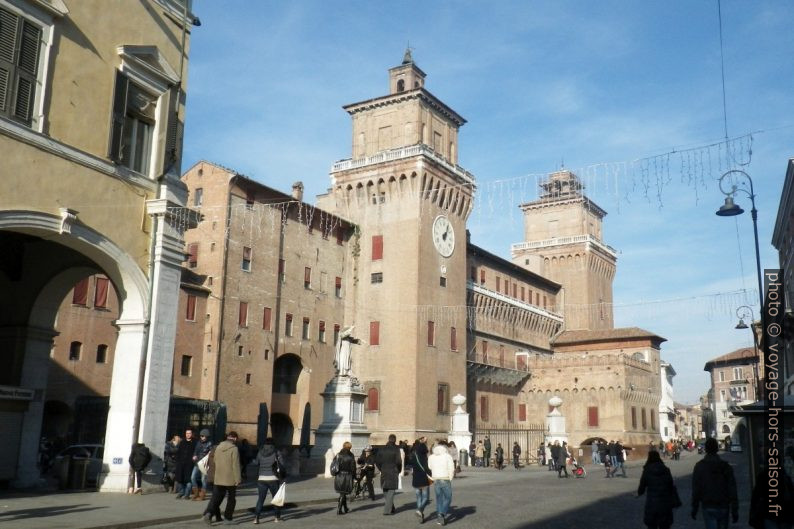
[273,354,302,394]
[366,387,379,411]
[721,424,731,434]
[69,341,82,361]
[396,79,405,92]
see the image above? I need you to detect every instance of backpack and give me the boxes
[329,455,340,476]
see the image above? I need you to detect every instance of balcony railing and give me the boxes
[511,234,617,258]
[467,281,563,322]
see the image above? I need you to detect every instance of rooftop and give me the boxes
[703,347,758,371]
[553,327,667,346]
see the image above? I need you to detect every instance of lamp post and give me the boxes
[734,304,760,403]
[716,170,764,401]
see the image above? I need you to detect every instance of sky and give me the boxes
[182,0,793,404]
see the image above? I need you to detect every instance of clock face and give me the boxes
[432,215,455,257]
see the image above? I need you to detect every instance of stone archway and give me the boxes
[270,413,294,448]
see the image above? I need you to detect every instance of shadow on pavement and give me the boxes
[0,503,106,521]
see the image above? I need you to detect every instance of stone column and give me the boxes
[448,394,472,457]
[12,326,58,488]
[545,396,568,445]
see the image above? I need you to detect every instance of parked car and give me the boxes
[53,444,104,487]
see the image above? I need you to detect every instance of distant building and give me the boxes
[771,159,793,396]
[703,347,758,445]
[659,362,676,441]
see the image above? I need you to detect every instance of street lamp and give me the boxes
[716,170,764,401]
[734,304,760,402]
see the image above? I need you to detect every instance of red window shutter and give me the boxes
[319,321,325,331]
[73,278,89,305]
[370,321,380,345]
[186,294,196,321]
[518,403,527,422]
[304,266,311,284]
[372,235,383,260]
[480,270,485,284]
[450,327,457,351]
[367,388,379,411]
[512,284,517,298]
[517,354,526,371]
[238,302,248,327]
[427,321,435,346]
[496,276,500,291]
[94,277,109,308]
[588,406,599,427]
[188,243,198,266]
[335,276,342,288]
[507,399,514,422]
[263,307,272,330]
[480,396,488,421]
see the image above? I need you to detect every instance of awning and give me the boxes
[467,361,530,387]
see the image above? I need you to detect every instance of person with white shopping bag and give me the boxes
[253,438,286,524]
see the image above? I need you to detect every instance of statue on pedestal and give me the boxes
[334,326,361,377]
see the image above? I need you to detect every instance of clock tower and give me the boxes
[317,51,475,441]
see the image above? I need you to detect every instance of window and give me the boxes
[720,389,726,402]
[238,302,248,327]
[631,407,637,429]
[278,259,285,283]
[543,295,547,309]
[262,307,272,331]
[237,345,243,356]
[496,277,501,292]
[72,278,89,306]
[512,284,517,298]
[718,370,725,382]
[245,191,255,210]
[333,324,340,346]
[335,276,342,297]
[185,294,196,321]
[507,399,515,422]
[0,5,43,126]
[285,313,293,336]
[371,272,383,284]
[588,406,599,427]
[535,293,540,305]
[245,373,252,385]
[499,345,505,367]
[94,277,110,308]
[367,387,379,411]
[437,384,449,414]
[470,266,476,282]
[372,235,383,260]
[264,349,269,360]
[481,340,488,362]
[427,321,435,346]
[69,341,82,361]
[370,321,380,346]
[518,403,527,422]
[302,317,310,340]
[480,270,485,284]
[109,71,157,174]
[318,321,326,343]
[733,367,742,380]
[480,396,489,421]
[439,276,446,287]
[187,243,198,268]
[180,355,192,376]
[320,271,327,293]
[242,247,251,271]
[517,354,527,370]
[650,411,655,431]
[96,344,108,364]
[504,280,509,295]
[194,188,203,207]
[450,327,457,351]
[304,266,312,289]
[521,286,525,301]
[336,226,344,245]
[641,408,647,429]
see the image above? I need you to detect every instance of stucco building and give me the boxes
[772,159,793,397]
[704,347,758,444]
[659,361,676,441]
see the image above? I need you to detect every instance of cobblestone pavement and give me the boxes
[1,451,752,529]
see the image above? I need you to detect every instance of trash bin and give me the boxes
[69,459,90,489]
[56,455,71,490]
[459,449,468,467]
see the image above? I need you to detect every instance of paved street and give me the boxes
[0,452,752,529]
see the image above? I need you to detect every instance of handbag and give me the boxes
[272,456,287,480]
[329,455,340,476]
[270,482,286,507]
[197,453,210,475]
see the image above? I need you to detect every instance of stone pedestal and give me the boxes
[448,394,472,453]
[311,376,370,477]
[545,396,568,445]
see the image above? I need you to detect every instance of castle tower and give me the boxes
[317,51,475,441]
[511,170,616,330]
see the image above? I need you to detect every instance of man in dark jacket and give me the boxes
[188,429,213,501]
[357,447,376,500]
[550,441,560,472]
[484,436,492,468]
[175,428,197,498]
[512,442,522,469]
[375,434,402,515]
[691,437,738,527]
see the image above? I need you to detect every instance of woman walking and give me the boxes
[333,441,356,515]
[637,450,679,529]
[253,438,284,524]
[128,442,152,494]
[411,437,432,523]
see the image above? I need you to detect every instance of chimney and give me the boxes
[291,181,304,202]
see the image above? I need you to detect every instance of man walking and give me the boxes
[376,434,402,516]
[428,440,455,526]
[175,428,197,498]
[691,437,738,528]
[202,431,241,525]
[188,429,213,501]
[483,436,492,468]
[591,440,600,465]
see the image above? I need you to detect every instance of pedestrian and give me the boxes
[448,441,460,474]
[592,440,601,464]
[537,443,546,467]
[333,441,356,515]
[475,441,484,467]
[175,427,197,499]
[375,434,402,515]
[163,435,180,492]
[749,446,793,529]
[428,440,455,526]
[546,443,554,471]
[411,436,432,523]
[189,429,213,501]
[495,443,504,470]
[468,442,475,466]
[550,441,560,473]
[691,437,738,529]
[604,449,613,478]
[484,436,492,467]
[608,440,617,468]
[253,438,284,524]
[637,450,680,529]
[202,431,241,525]
[357,446,376,500]
[556,441,569,478]
[512,442,521,469]
[128,442,151,494]
[610,440,627,478]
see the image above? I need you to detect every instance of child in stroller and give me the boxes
[569,455,587,478]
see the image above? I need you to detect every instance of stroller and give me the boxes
[570,456,587,478]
